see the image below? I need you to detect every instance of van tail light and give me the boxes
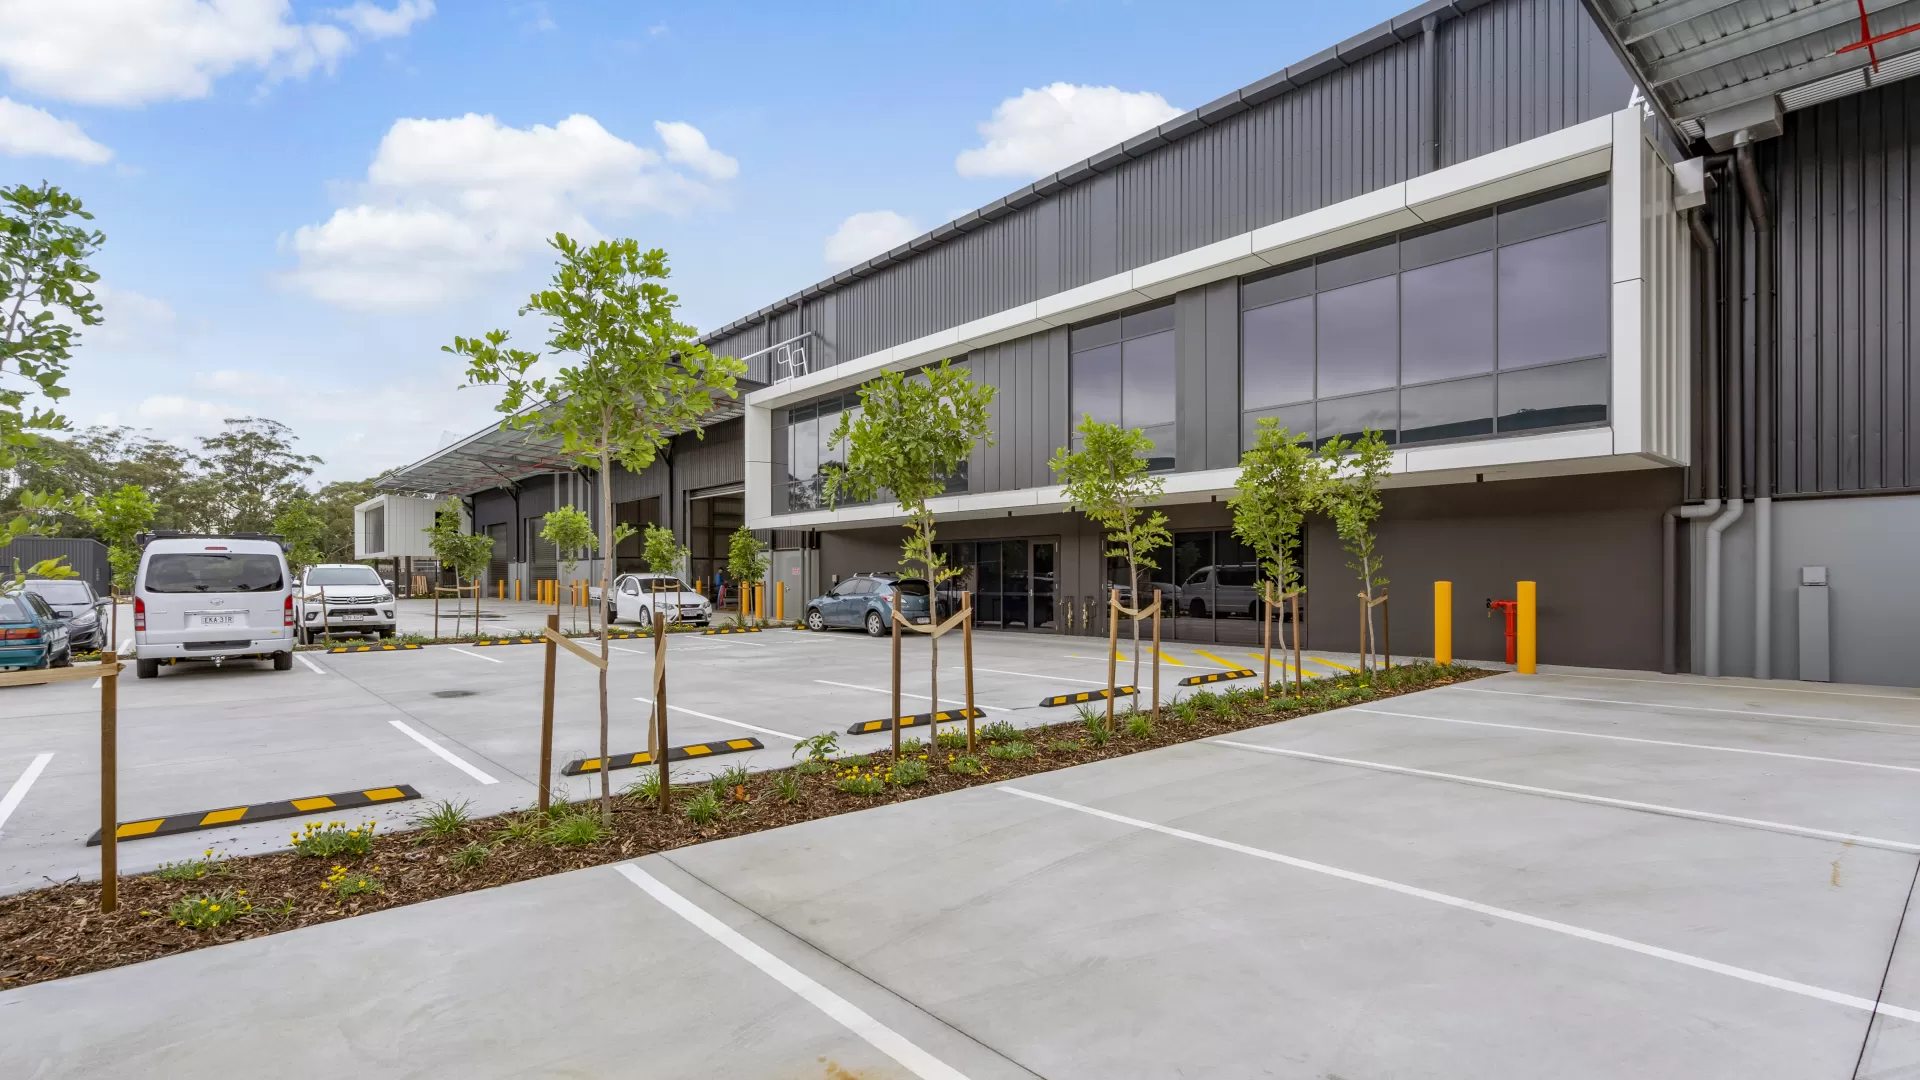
[4,628,42,641]
[284,593,294,627]
[134,596,145,631]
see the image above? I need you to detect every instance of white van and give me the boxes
[133,532,295,679]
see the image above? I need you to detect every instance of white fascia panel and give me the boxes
[1610,110,1645,285]
[1611,279,1645,457]
[1399,427,1617,475]
[957,301,1042,349]
[1034,272,1151,327]
[747,343,898,407]
[744,459,772,524]
[1132,234,1265,299]
[1249,183,1415,266]
[1405,114,1614,223]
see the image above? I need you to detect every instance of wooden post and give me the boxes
[1358,594,1367,673]
[1292,593,1302,694]
[539,614,557,813]
[889,588,902,759]
[963,591,976,754]
[99,649,118,913]
[1383,595,1392,670]
[654,588,670,812]
[1261,583,1273,700]
[1105,589,1119,727]
[1151,589,1162,724]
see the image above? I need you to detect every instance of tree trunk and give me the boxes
[597,438,613,821]
[925,552,938,741]
[1361,554,1376,673]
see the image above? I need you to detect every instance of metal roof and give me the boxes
[373,395,748,497]
[1586,0,1920,138]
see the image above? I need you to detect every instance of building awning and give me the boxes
[1586,0,1920,145]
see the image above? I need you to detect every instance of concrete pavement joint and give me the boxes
[1449,685,1920,734]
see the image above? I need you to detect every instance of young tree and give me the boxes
[425,501,493,637]
[1049,416,1172,689]
[826,360,994,754]
[449,236,743,820]
[273,497,329,574]
[1230,420,1327,691]
[2,183,103,471]
[638,522,689,625]
[1317,430,1394,671]
[727,524,769,624]
[541,505,596,633]
[78,483,154,594]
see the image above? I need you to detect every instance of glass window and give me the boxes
[1123,304,1175,338]
[1316,277,1397,398]
[790,413,818,485]
[1122,332,1175,429]
[1071,305,1176,469]
[1241,264,1312,311]
[1400,212,1494,271]
[24,581,94,603]
[1401,376,1494,444]
[302,566,381,586]
[1242,296,1314,409]
[0,598,24,621]
[1316,390,1398,446]
[1499,182,1608,246]
[1316,238,1397,291]
[1070,343,1122,426]
[1497,358,1608,431]
[1240,402,1314,451]
[1400,252,1493,384]
[830,579,861,597]
[1070,318,1121,352]
[143,553,285,593]
[1498,223,1609,370]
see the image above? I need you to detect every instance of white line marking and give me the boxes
[388,720,499,784]
[609,645,651,657]
[960,666,1110,687]
[615,863,972,1079]
[448,647,503,665]
[1210,739,1920,854]
[297,654,327,675]
[1449,685,1920,732]
[998,785,1920,1025]
[118,637,132,654]
[634,697,802,741]
[1546,671,1920,704]
[0,753,54,835]
[90,677,101,689]
[813,679,1012,713]
[1350,707,1920,776]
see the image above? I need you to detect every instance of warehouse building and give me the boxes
[382,0,1920,686]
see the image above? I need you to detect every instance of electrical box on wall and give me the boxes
[1798,566,1830,682]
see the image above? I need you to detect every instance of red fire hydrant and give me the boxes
[1486,598,1518,665]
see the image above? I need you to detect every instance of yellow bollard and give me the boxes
[776,581,785,621]
[514,579,521,603]
[1516,580,1537,674]
[1433,581,1453,665]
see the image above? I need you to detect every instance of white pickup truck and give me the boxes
[294,563,398,644]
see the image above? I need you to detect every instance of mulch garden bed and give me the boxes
[0,661,1490,991]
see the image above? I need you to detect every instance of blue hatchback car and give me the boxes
[803,574,932,636]
[0,590,72,670]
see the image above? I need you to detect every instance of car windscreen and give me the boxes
[305,566,383,586]
[0,598,27,621]
[144,553,285,593]
[640,579,687,592]
[893,580,930,596]
[24,581,92,604]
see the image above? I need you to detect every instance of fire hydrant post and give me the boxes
[1433,581,1452,665]
[1516,580,1537,674]
[1486,597,1519,665]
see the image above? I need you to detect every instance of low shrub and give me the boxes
[987,740,1034,760]
[164,889,251,930]
[447,842,490,871]
[979,720,1021,743]
[542,814,607,846]
[622,773,662,804]
[771,770,802,804]
[321,865,382,898]
[946,754,984,776]
[888,758,929,786]
[409,799,472,840]
[291,820,376,859]
[683,789,723,825]
[935,729,970,750]
[1124,712,1154,739]
[155,848,227,882]
[495,812,542,842]
[837,753,873,768]
[835,765,887,795]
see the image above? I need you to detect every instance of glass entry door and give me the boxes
[935,539,1058,631]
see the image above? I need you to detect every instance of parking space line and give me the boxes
[1211,739,1920,854]
[1193,650,1237,669]
[615,864,973,1079]
[999,785,1920,1026]
[1153,649,1185,666]
[1351,707,1920,776]
[1245,653,1307,676]
[388,721,499,784]
[297,654,327,675]
[118,637,132,654]
[1451,685,1920,733]
[634,696,803,741]
[448,647,503,665]
[0,753,54,835]
[813,679,1012,713]
[1309,656,1358,672]
[962,666,1109,687]
[1550,672,1920,704]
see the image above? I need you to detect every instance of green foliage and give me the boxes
[978,720,1020,743]
[274,497,329,573]
[2,553,77,592]
[542,814,608,846]
[167,889,250,930]
[321,865,382,899]
[1082,709,1112,747]
[683,788,723,824]
[1046,738,1083,753]
[1124,712,1154,739]
[426,501,494,586]
[837,753,873,768]
[793,731,840,764]
[540,505,597,576]
[1169,697,1200,725]
[726,524,769,593]
[986,740,1034,760]
[934,729,969,750]
[76,483,153,590]
[834,765,888,795]
[622,772,663,804]
[0,183,102,470]
[641,522,687,576]
[155,848,228,882]
[1050,416,1171,685]
[494,812,542,842]
[448,842,491,871]
[771,769,803,804]
[1318,429,1394,665]
[946,754,984,775]
[888,757,929,786]
[408,798,472,840]
[709,763,751,801]
[290,819,376,858]
[193,417,321,534]
[1231,420,1327,600]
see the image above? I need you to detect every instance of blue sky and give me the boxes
[0,0,1415,482]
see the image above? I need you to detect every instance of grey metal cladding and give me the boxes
[1440,0,1633,165]
[1204,279,1242,471]
[1773,79,1920,497]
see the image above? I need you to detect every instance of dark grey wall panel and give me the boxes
[1176,288,1209,471]
[1772,79,1920,497]
[1440,0,1632,166]
[1204,279,1243,471]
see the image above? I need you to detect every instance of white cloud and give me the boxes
[824,210,919,267]
[955,83,1182,180]
[327,0,434,39]
[0,98,111,163]
[284,113,735,310]
[194,369,289,396]
[0,0,431,107]
[654,120,737,181]
[89,285,179,348]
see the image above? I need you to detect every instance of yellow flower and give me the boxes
[209,904,221,912]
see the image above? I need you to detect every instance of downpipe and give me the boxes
[1736,141,1775,680]
[1662,500,1720,674]
[1703,498,1743,677]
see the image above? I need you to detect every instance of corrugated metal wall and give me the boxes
[703,0,1630,374]
[1772,78,1920,497]
[965,329,1070,493]
[608,418,747,525]
[0,538,109,595]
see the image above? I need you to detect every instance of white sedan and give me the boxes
[604,573,712,628]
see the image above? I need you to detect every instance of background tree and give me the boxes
[450,235,743,820]
[77,483,154,594]
[541,506,597,633]
[1317,430,1393,671]
[1,183,102,471]
[1049,416,1171,689]
[425,501,493,637]
[826,359,994,751]
[307,478,376,562]
[190,417,320,533]
[1230,420,1327,691]
[727,524,769,623]
[273,497,330,574]
[3,425,199,532]
[641,522,686,577]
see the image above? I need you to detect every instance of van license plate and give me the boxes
[199,614,234,627]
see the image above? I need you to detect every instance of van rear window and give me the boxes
[144,554,284,593]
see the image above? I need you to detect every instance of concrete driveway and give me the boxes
[5,669,1920,1077]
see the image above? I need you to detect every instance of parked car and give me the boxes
[606,573,713,628]
[294,563,397,643]
[0,590,72,670]
[132,532,294,679]
[21,578,108,651]
[803,574,932,637]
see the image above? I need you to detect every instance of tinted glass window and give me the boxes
[1070,318,1121,352]
[0,598,24,621]
[1122,304,1174,338]
[1498,358,1608,431]
[1317,390,1398,446]
[790,414,818,483]
[642,578,688,592]
[894,579,930,597]
[144,553,284,593]
[1498,223,1609,370]
[1241,265,1312,311]
[1316,277,1397,398]
[1242,296,1314,409]
[1400,212,1494,271]
[1499,182,1608,246]
[24,581,92,604]
[1316,239,1397,291]
[1401,376,1495,444]
[1400,252,1493,384]
[1217,565,1258,588]
[1122,332,1175,429]
[830,579,861,597]
[304,566,382,586]
[1241,402,1315,451]
[1070,343,1122,426]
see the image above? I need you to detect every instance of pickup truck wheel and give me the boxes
[136,658,160,679]
[273,650,293,671]
[865,610,886,637]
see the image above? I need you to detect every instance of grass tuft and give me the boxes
[683,789,723,825]
[166,889,250,930]
[447,842,490,871]
[409,798,472,840]
[155,848,227,882]
[1124,712,1154,739]
[771,770,803,804]
[946,754,984,776]
[541,814,607,846]
[986,740,1034,760]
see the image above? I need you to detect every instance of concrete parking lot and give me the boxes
[4,664,1920,1077]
